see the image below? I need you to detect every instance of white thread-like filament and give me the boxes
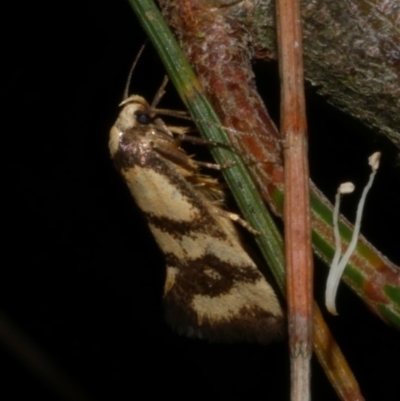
[325,152,381,315]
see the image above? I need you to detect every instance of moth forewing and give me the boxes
[110,92,284,343]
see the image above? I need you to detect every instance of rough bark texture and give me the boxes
[204,0,400,151]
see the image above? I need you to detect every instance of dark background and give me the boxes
[2,0,400,400]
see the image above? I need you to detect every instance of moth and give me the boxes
[109,66,284,343]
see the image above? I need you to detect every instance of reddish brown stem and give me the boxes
[276,0,313,399]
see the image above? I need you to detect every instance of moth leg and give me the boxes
[193,159,237,171]
[150,76,191,118]
[152,142,197,171]
[150,76,169,109]
[153,118,191,139]
[180,134,238,154]
[193,160,221,170]
[168,125,192,136]
[180,134,219,146]
[154,120,236,170]
[152,141,232,172]
[212,207,260,235]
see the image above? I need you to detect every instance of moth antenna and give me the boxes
[151,76,169,109]
[123,41,148,100]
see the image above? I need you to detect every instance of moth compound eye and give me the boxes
[135,112,151,125]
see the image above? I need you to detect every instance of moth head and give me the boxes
[115,95,153,131]
[109,45,178,158]
[109,95,154,157]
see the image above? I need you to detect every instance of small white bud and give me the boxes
[368,152,381,172]
[338,182,355,194]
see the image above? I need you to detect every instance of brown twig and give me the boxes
[275,0,314,399]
